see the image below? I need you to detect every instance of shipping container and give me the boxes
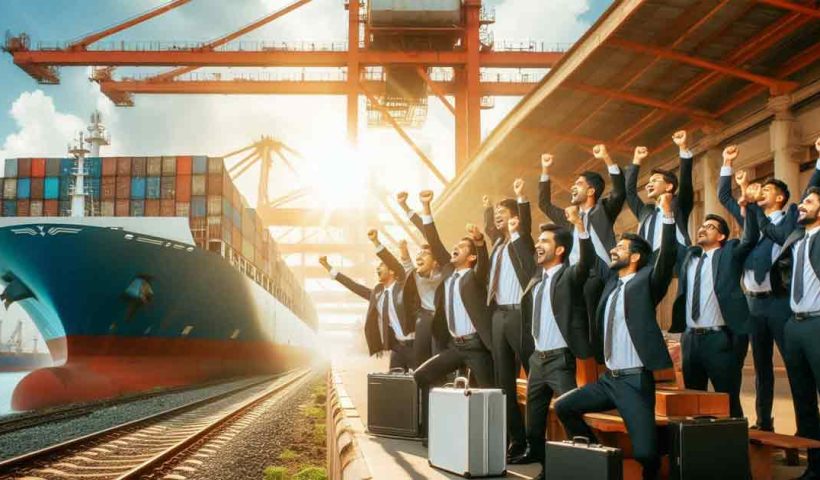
[146,177,161,199]
[44,177,59,199]
[223,225,232,244]
[130,200,145,217]
[160,199,175,216]
[175,202,191,217]
[231,207,241,227]
[102,157,117,176]
[30,200,43,216]
[115,200,130,217]
[131,177,147,199]
[4,179,17,199]
[30,178,44,199]
[191,196,207,217]
[132,157,147,176]
[117,157,132,176]
[59,177,71,200]
[177,156,192,175]
[242,238,255,260]
[207,174,223,195]
[190,217,207,243]
[59,200,71,216]
[88,177,101,199]
[17,158,31,178]
[3,201,17,216]
[162,156,176,176]
[207,195,222,215]
[116,176,130,199]
[232,227,241,248]
[17,199,30,217]
[207,216,222,240]
[208,157,223,174]
[232,189,241,209]
[60,158,74,176]
[147,157,162,176]
[145,199,160,216]
[46,158,61,176]
[101,177,116,200]
[176,175,191,201]
[193,156,208,174]
[101,200,115,216]
[160,177,175,199]
[31,158,46,178]
[4,159,18,178]
[44,200,59,216]
[191,175,206,196]
[85,157,102,177]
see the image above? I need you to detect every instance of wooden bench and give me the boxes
[748,429,820,479]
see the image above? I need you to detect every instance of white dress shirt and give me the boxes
[685,248,726,329]
[378,242,444,312]
[533,264,569,351]
[446,267,476,337]
[791,226,820,313]
[381,283,414,341]
[603,273,643,370]
[490,240,523,305]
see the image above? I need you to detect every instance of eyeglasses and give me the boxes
[700,224,720,231]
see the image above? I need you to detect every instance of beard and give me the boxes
[608,257,630,271]
[798,211,817,225]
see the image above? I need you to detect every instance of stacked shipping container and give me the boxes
[1,156,309,321]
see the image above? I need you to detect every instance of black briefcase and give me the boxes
[544,437,623,479]
[367,369,421,438]
[668,417,749,480]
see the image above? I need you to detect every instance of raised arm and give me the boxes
[625,156,647,220]
[514,177,533,237]
[650,194,677,304]
[674,130,695,221]
[320,256,371,301]
[369,229,406,283]
[396,191,425,235]
[597,145,626,221]
[468,224,490,286]
[538,154,571,227]
[566,206,593,288]
[718,145,743,224]
[509,216,537,281]
[419,190,451,267]
[735,202,761,264]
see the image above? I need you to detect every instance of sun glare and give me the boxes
[304,142,370,211]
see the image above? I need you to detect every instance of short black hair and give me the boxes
[539,223,573,259]
[420,243,432,251]
[460,237,478,256]
[763,178,790,206]
[620,232,652,270]
[806,186,820,200]
[496,198,520,217]
[705,213,730,244]
[579,171,606,202]
[650,167,679,195]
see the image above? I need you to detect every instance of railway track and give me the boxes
[0,368,313,479]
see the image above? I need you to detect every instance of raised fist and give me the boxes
[513,178,525,197]
[672,130,687,147]
[564,206,582,226]
[633,146,649,164]
[658,193,673,215]
[592,144,608,160]
[723,145,739,164]
[396,191,409,205]
[319,255,331,271]
[367,229,379,243]
[746,183,761,202]
[541,153,554,170]
[508,217,520,233]
[734,170,748,187]
[419,190,434,204]
[466,223,484,242]
[482,195,491,208]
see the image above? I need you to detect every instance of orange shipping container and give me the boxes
[44,200,59,216]
[115,200,130,217]
[17,158,31,177]
[17,200,30,216]
[31,158,46,178]
[176,175,192,201]
[116,177,130,199]
[160,199,175,216]
[117,157,131,176]
[177,156,192,175]
[30,178,44,199]
[101,177,116,200]
[145,199,160,216]
[102,157,117,176]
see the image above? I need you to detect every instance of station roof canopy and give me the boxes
[435,0,820,237]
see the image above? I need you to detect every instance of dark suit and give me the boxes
[555,221,677,480]
[625,154,693,251]
[671,204,758,418]
[512,228,594,463]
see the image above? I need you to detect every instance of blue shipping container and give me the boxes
[130,200,145,217]
[44,177,60,199]
[232,208,241,226]
[60,158,74,176]
[85,157,102,177]
[146,177,161,199]
[59,177,71,199]
[191,196,207,217]
[88,178,101,199]
[16,178,31,199]
[4,159,17,178]
[192,156,208,174]
[131,177,147,199]
[3,201,17,216]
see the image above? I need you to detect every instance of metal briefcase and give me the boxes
[428,377,506,478]
[668,417,749,480]
[544,437,623,479]
[366,369,421,438]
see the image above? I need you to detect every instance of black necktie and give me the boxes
[381,291,390,347]
[644,210,658,247]
[490,243,505,300]
[532,274,548,342]
[691,253,706,323]
[605,281,623,362]
[793,236,807,304]
[448,273,460,333]
[751,241,773,284]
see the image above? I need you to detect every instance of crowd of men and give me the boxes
[319,132,820,480]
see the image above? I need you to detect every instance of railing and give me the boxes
[34,39,351,52]
[493,40,573,53]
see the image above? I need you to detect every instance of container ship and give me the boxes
[0,113,317,411]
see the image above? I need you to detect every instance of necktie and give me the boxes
[604,281,623,362]
[532,274,548,342]
[490,242,506,300]
[691,253,706,322]
[751,241,773,284]
[644,209,658,248]
[448,273,460,334]
[793,236,807,304]
[580,210,587,230]
[381,291,390,347]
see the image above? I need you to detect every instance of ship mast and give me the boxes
[86,110,110,157]
[67,131,89,218]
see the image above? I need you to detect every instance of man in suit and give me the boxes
[554,193,678,480]
[412,190,495,442]
[319,231,416,370]
[625,130,694,253]
[670,192,758,418]
[482,179,534,459]
[508,211,594,476]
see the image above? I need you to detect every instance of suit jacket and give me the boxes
[590,221,678,371]
[770,226,820,299]
[376,246,424,321]
[484,200,534,304]
[513,232,594,360]
[671,204,759,334]
[538,167,626,262]
[625,154,693,247]
[422,214,493,351]
[756,166,820,247]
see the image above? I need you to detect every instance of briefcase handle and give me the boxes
[572,436,592,446]
[389,367,407,374]
[453,376,472,396]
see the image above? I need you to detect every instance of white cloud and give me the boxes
[492,0,591,45]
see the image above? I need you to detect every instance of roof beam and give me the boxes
[757,0,820,18]
[607,38,798,94]
[521,127,634,154]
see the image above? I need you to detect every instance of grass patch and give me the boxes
[313,423,326,445]
[278,449,300,461]
[302,404,324,421]
[293,466,328,480]
[263,466,288,480]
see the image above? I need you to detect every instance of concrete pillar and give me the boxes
[768,95,803,198]
[701,148,722,217]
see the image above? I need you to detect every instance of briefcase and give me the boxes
[428,377,506,477]
[668,417,749,480]
[544,437,623,479]
[367,369,421,438]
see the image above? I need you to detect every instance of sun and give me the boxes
[302,142,370,211]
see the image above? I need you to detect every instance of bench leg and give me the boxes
[785,448,800,466]
[749,443,774,480]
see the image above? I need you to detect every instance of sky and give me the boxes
[0,0,612,344]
